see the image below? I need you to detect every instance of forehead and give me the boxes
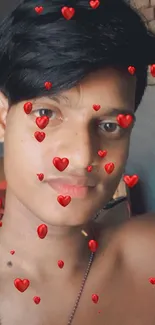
[57,67,136,108]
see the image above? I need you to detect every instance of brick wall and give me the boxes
[130,0,155,85]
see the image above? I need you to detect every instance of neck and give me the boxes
[1,189,98,279]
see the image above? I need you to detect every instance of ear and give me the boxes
[0,91,9,143]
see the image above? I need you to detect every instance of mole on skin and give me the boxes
[7,261,13,267]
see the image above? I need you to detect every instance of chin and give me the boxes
[34,205,93,227]
[30,191,104,227]
[37,216,87,227]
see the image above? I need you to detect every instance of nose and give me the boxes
[61,124,96,171]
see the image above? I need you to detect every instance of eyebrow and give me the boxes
[102,108,136,122]
[47,94,70,104]
[46,95,136,121]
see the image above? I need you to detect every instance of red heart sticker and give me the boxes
[117,114,133,128]
[53,157,69,172]
[23,102,32,114]
[87,165,93,172]
[89,0,100,9]
[61,7,75,20]
[128,66,136,75]
[92,294,99,303]
[104,163,115,174]
[88,239,98,252]
[33,296,41,304]
[36,116,49,129]
[97,150,107,158]
[37,224,48,239]
[93,104,101,111]
[34,6,43,14]
[14,278,30,293]
[34,131,46,142]
[37,173,44,181]
[123,175,139,188]
[150,64,155,77]
[149,277,155,285]
[44,81,52,90]
[58,260,64,269]
[57,195,71,207]
[10,250,15,255]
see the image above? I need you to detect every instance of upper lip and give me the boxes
[46,175,97,187]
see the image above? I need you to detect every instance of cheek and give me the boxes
[99,139,129,182]
[4,119,44,182]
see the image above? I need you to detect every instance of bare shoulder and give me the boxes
[117,213,155,245]
[116,213,155,276]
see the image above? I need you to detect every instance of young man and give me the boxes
[0,0,155,324]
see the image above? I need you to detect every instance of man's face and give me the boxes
[2,67,136,226]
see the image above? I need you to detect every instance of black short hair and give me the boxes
[0,0,154,110]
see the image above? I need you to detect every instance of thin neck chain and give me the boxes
[67,251,95,325]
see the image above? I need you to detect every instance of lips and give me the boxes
[46,177,96,198]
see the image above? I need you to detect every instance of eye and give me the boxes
[33,108,57,120]
[98,121,120,133]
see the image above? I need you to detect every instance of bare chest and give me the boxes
[1,267,155,325]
